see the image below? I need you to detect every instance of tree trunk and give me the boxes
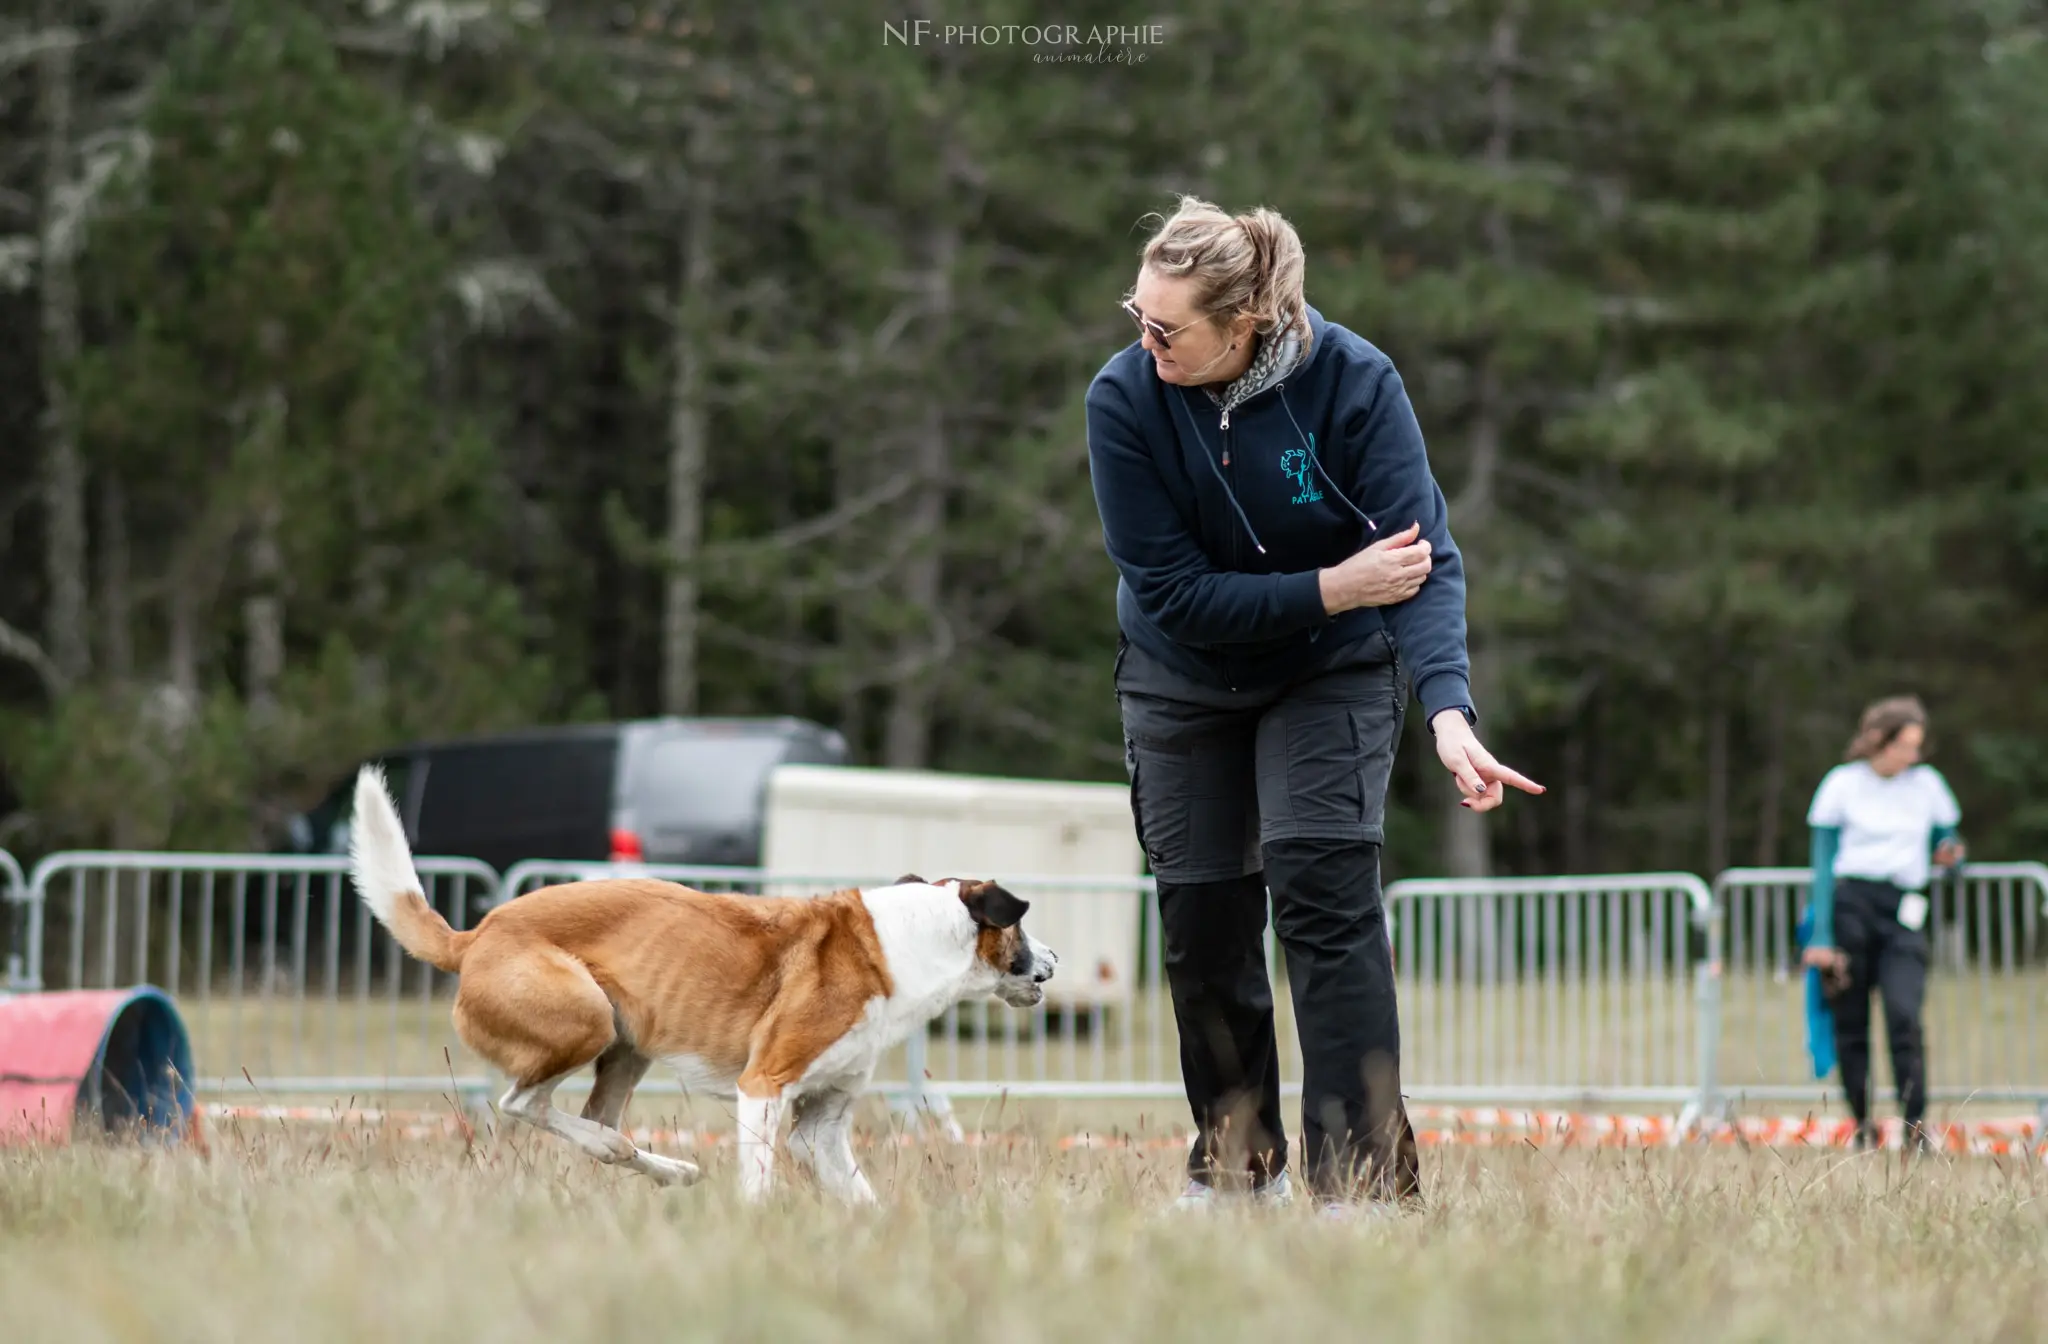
[167,571,199,706]
[881,219,956,770]
[38,5,89,685]
[1438,349,1501,880]
[98,473,133,684]
[1754,689,1787,866]
[1437,8,1519,879]
[661,114,714,718]
[832,430,870,759]
[163,503,234,710]
[1705,694,1730,878]
[350,492,390,712]
[244,501,284,714]
[1563,710,1588,872]
[1587,689,1610,870]
[764,408,804,714]
[241,388,288,717]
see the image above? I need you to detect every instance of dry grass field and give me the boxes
[3,1113,2047,1343]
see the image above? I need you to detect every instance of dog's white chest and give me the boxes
[795,997,897,1090]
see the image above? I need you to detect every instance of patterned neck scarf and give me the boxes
[1203,314,1310,422]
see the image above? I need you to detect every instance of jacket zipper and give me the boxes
[1211,383,1301,689]
[1221,412,1239,569]
[1220,378,1285,435]
[1220,405,1241,689]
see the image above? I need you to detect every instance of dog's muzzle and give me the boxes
[998,940,1057,1006]
[1030,940,1059,983]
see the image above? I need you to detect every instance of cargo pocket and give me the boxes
[1123,733,1197,876]
[1125,729,1249,880]
[1349,697,1401,841]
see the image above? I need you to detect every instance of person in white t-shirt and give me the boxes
[1801,695,1964,1151]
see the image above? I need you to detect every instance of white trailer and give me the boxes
[760,764,1145,1009]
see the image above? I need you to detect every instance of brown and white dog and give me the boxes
[346,765,1056,1202]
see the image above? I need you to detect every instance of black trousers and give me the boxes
[1117,634,1421,1202]
[1828,877,1931,1131]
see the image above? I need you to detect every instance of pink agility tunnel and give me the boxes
[0,987,199,1146]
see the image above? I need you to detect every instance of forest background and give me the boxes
[4,0,2046,883]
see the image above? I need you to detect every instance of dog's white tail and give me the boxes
[348,764,471,973]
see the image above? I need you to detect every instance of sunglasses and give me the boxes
[1121,297,1204,350]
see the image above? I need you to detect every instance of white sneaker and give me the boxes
[1171,1171,1293,1211]
[1316,1197,1402,1225]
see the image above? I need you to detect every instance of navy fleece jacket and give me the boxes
[1085,305,1475,723]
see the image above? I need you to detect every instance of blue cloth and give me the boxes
[1086,306,1475,723]
[1796,903,1837,1080]
[1801,826,1843,1080]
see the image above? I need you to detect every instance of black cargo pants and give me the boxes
[1116,633,1422,1203]
[1829,877,1932,1137]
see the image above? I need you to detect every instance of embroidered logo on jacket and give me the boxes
[1280,436,1323,505]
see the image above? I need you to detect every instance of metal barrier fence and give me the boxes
[21,852,500,1095]
[499,864,1724,1106]
[1713,863,2048,1106]
[1384,873,1719,1108]
[1,848,25,992]
[9,851,2048,1116]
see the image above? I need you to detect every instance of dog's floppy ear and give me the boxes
[957,879,1029,929]
[893,872,926,886]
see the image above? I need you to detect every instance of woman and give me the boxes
[1801,695,1965,1152]
[1085,197,1541,1213]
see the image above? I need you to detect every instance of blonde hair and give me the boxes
[1137,195,1309,348]
[1846,695,1931,762]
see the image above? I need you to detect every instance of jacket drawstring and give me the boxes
[1172,381,1379,559]
[1278,386,1376,534]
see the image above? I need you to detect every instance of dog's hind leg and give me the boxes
[582,1031,652,1130]
[459,945,699,1188]
[789,1088,875,1206]
[572,1039,699,1185]
[498,1077,700,1188]
[498,1075,633,1163]
[575,1037,698,1185]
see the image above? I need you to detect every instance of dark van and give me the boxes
[284,716,850,874]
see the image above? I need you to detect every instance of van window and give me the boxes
[635,735,790,832]
[414,737,616,865]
